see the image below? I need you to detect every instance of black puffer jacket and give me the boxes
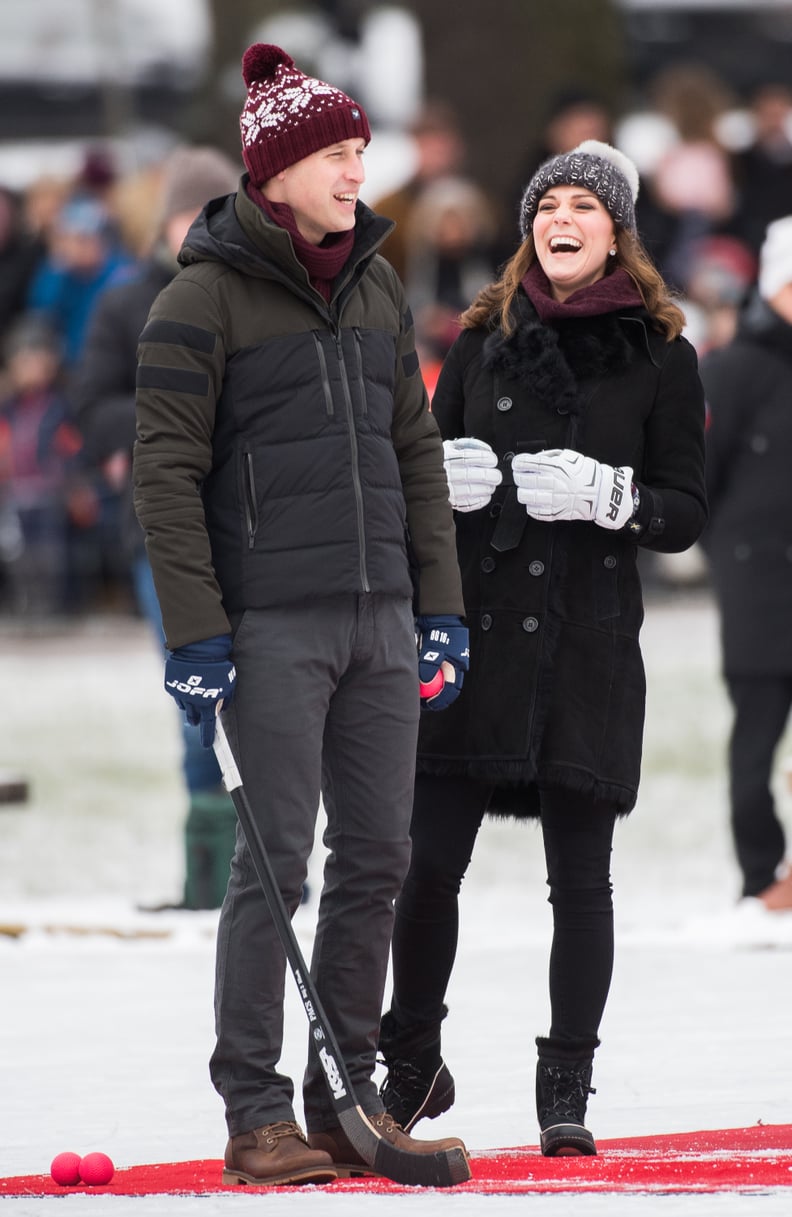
[133,179,463,649]
[417,292,707,816]
[700,294,792,675]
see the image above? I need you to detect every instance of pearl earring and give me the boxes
[609,248,616,257]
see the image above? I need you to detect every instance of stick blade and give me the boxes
[374,1140,471,1187]
[337,1109,471,1187]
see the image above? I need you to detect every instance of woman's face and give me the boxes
[532,184,616,302]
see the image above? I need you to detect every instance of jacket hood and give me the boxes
[177,175,394,294]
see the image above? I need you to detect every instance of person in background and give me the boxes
[0,186,46,341]
[401,174,500,368]
[25,194,133,373]
[24,191,137,610]
[680,233,756,357]
[0,314,80,617]
[636,62,737,295]
[378,140,707,1157]
[731,82,792,259]
[372,100,467,283]
[699,215,792,913]
[133,43,470,1187]
[73,145,241,909]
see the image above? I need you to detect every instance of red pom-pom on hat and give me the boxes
[242,43,294,87]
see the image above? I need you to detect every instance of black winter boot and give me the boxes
[536,1037,598,1157]
[378,1008,455,1133]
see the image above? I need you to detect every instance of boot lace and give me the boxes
[538,1064,596,1126]
[378,1056,430,1115]
[370,1110,403,1138]
[261,1120,308,1146]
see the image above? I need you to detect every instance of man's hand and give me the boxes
[512,448,634,530]
[164,633,236,747]
[416,615,469,711]
[443,437,502,512]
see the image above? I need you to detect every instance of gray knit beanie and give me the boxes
[159,145,240,223]
[519,139,640,239]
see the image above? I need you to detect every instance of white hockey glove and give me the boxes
[443,437,503,512]
[512,448,634,530]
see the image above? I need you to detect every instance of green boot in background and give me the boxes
[183,787,238,909]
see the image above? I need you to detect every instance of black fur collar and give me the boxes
[483,292,638,415]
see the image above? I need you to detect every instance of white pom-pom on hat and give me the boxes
[574,140,640,203]
[758,215,792,301]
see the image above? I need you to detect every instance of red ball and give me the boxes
[50,1151,82,1186]
[78,1152,115,1186]
[419,669,445,699]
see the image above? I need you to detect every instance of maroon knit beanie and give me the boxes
[239,44,371,185]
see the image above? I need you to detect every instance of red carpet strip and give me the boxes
[3,1125,791,1196]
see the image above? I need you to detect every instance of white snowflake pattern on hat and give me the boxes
[242,79,342,145]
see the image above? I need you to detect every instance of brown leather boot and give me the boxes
[223,1121,338,1186]
[308,1111,470,1179]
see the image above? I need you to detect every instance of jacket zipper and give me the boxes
[334,325,370,593]
[353,328,368,416]
[243,449,258,548]
[313,333,334,415]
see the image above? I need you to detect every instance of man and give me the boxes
[74,145,241,910]
[133,44,470,1186]
[700,214,792,912]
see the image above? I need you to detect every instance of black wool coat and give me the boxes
[417,292,707,816]
[699,295,792,676]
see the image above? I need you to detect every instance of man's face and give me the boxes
[270,138,366,245]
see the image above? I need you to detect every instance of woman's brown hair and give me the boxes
[459,228,686,341]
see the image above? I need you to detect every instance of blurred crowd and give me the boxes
[0,141,240,621]
[2,58,792,621]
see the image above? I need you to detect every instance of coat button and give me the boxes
[481,613,493,630]
[481,556,496,573]
[496,396,513,412]
[490,501,502,517]
[504,450,515,463]
[603,555,617,569]
[522,616,539,632]
[528,560,544,576]
[557,406,569,415]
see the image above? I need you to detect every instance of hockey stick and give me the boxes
[212,709,470,1188]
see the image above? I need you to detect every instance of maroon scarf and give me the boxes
[246,180,354,301]
[521,261,644,323]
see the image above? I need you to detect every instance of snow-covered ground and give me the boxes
[2,590,792,1214]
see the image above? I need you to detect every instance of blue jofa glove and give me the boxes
[416,615,469,711]
[164,633,236,748]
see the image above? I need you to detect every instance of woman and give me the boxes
[378,140,708,1156]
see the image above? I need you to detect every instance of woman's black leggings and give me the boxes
[390,774,617,1047]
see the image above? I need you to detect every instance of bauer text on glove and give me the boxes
[512,448,633,530]
[416,614,469,711]
[164,633,236,748]
[443,437,502,512]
